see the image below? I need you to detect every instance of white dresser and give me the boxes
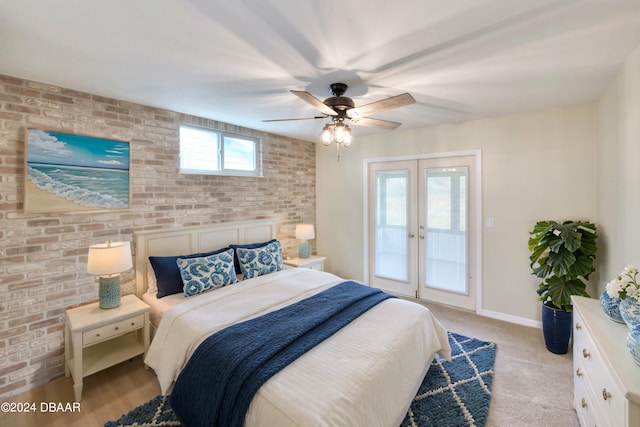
[572,296,640,427]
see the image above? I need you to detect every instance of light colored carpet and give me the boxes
[421,301,579,427]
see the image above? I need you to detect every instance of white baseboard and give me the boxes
[403,295,543,329]
[481,309,542,329]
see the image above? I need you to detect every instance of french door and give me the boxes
[368,155,478,311]
[368,160,418,296]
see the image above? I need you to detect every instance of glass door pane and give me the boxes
[424,167,468,294]
[374,170,409,281]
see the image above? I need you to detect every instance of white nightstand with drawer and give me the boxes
[64,294,150,401]
[283,255,326,271]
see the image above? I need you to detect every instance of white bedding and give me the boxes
[141,291,182,327]
[144,268,451,427]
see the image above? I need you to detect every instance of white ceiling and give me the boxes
[1,0,640,142]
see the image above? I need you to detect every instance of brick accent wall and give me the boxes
[0,74,316,397]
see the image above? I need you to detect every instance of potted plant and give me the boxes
[528,220,597,353]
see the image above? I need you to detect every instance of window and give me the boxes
[376,172,407,227]
[426,168,467,232]
[179,125,261,176]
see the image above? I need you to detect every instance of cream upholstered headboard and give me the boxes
[134,219,277,297]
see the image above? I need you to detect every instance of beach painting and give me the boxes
[25,128,130,213]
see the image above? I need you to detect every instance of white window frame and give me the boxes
[179,125,262,177]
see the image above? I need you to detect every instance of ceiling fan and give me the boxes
[263,83,416,136]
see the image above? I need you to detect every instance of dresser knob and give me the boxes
[581,398,587,408]
[576,368,583,377]
[576,323,582,330]
[582,348,590,358]
[602,388,612,401]
[96,333,100,337]
[115,326,119,331]
[131,322,135,326]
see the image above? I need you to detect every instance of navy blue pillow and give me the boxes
[149,247,230,298]
[229,239,277,275]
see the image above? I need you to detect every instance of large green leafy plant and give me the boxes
[528,220,597,311]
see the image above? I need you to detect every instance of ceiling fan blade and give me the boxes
[291,90,338,116]
[349,117,402,130]
[347,93,416,118]
[262,116,326,122]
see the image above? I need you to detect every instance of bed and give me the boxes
[135,220,451,427]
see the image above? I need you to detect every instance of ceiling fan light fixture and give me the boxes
[320,124,333,146]
[343,128,352,147]
[334,122,346,143]
[319,121,352,148]
[280,81,415,157]
[337,123,352,147]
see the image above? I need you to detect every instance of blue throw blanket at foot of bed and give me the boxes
[169,281,394,427]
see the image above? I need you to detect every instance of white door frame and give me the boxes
[363,149,483,314]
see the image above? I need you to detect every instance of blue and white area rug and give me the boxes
[105,332,496,427]
[401,332,496,427]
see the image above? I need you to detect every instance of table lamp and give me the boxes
[87,241,132,309]
[295,224,315,259]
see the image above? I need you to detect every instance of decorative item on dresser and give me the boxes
[600,289,624,323]
[571,296,640,427]
[64,294,150,401]
[87,241,133,309]
[604,265,640,327]
[283,255,326,271]
[294,223,315,258]
[604,264,640,363]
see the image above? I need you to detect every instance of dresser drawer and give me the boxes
[574,312,624,427]
[574,364,598,427]
[83,314,144,346]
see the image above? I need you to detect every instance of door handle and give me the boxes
[419,235,425,239]
[408,233,415,238]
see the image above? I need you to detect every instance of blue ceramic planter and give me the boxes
[542,303,572,354]
[600,290,624,323]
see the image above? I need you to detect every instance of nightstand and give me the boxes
[64,294,150,401]
[283,255,326,271]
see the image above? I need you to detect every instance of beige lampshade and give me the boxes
[87,241,133,276]
[295,224,315,240]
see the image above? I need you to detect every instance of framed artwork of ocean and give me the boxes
[25,128,130,213]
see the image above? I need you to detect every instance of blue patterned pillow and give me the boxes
[177,248,237,297]
[149,246,230,298]
[229,239,277,274]
[236,240,283,279]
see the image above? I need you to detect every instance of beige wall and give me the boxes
[596,44,640,289]
[317,104,597,325]
[0,75,315,398]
